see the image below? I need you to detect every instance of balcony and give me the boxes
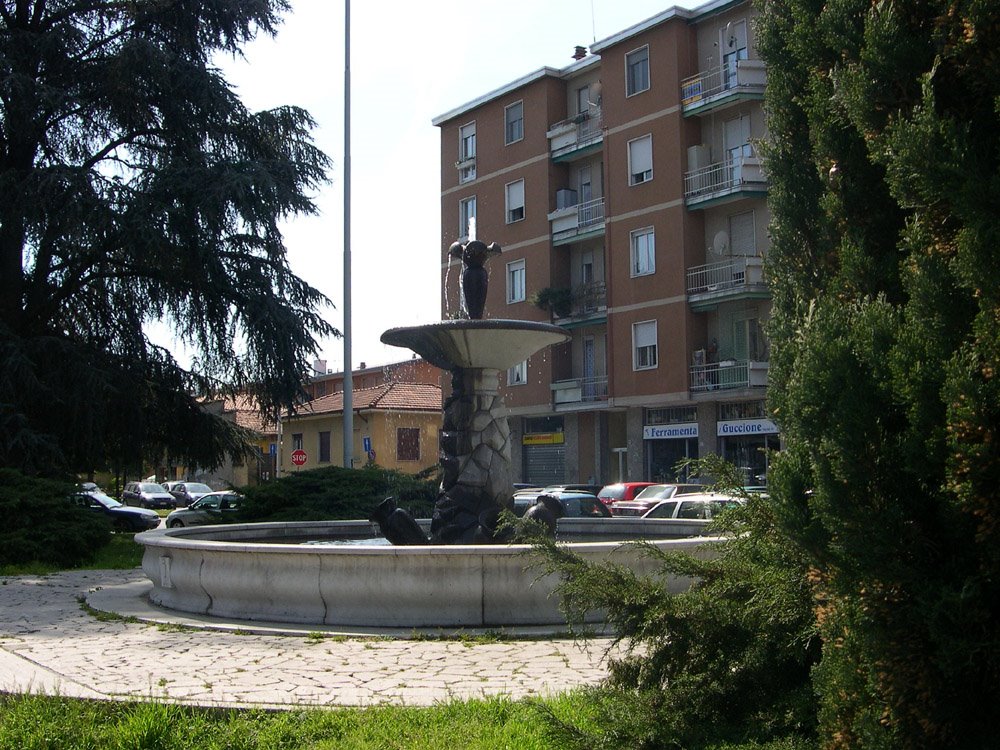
[551,281,607,327]
[686,257,769,311]
[548,196,606,245]
[681,60,766,117]
[547,108,603,162]
[690,360,769,393]
[552,376,609,407]
[684,156,767,208]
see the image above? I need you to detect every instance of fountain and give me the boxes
[377,238,571,544]
[134,238,716,629]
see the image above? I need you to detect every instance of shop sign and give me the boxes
[717,419,779,436]
[643,423,699,440]
[522,432,565,446]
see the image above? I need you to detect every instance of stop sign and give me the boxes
[290,449,307,466]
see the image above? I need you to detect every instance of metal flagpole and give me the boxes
[342,0,354,468]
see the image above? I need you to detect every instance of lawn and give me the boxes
[0,693,599,750]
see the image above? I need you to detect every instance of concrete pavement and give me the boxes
[0,570,614,708]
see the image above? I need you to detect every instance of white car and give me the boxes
[640,493,744,520]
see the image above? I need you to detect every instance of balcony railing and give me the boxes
[548,108,603,160]
[552,281,607,320]
[684,156,766,203]
[549,196,605,243]
[552,375,609,405]
[687,257,765,295]
[681,60,766,113]
[690,360,768,392]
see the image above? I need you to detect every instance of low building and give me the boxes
[279,381,442,476]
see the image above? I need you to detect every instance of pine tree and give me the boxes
[758,0,1000,745]
[0,1,336,475]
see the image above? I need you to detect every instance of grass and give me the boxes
[0,693,602,750]
[0,533,144,576]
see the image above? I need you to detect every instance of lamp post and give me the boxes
[342,0,353,468]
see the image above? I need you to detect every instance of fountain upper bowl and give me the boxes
[381,319,570,371]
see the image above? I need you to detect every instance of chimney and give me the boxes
[572,45,587,60]
[359,361,366,370]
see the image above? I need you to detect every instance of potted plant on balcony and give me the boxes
[531,287,574,318]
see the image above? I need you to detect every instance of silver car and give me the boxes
[165,491,243,528]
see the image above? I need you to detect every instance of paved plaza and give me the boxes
[0,570,614,708]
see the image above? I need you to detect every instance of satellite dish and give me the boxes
[713,230,730,254]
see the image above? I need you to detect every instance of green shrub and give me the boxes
[0,469,111,567]
[239,464,438,522]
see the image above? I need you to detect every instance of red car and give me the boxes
[597,482,656,506]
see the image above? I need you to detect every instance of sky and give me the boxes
[195,0,698,371]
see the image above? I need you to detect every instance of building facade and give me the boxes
[278,381,442,477]
[434,0,776,487]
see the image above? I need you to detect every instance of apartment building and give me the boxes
[433,0,776,487]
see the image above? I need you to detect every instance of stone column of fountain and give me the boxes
[378,239,570,544]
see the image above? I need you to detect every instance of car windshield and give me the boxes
[600,485,625,499]
[185,483,213,493]
[140,482,167,492]
[634,484,671,500]
[89,491,122,508]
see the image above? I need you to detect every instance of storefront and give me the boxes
[717,415,778,485]
[521,416,565,486]
[644,406,699,482]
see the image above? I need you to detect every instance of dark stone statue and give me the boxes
[369,497,427,545]
[449,240,501,320]
[522,494,565,536]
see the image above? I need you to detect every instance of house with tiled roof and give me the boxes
[279,381,443,476]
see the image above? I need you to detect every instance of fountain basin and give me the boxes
[137,521,717,628]
[381,319,570,372]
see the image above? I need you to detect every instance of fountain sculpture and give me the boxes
[132,237,715,629]
[378,238,570,544]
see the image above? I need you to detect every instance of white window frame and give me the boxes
[458,121,476,183]
[633,320,658,370]
[630,227,655,276]
[505,179,525,224]
[459,196,476,240]
[506,258,526,304]
[504,100,524,145]
[507,359,527,386]
[628,134,653,185]
[625,45,650,96]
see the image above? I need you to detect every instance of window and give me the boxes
[729,211,756,255]
[458,121,476,182]
[397,427,420,462]
[459,196,476,239]
[630,227,655,276]
[633,320,658,370]
[508,360,527,386]
[628,135,653,185]
[626,45,650,96]
[504,101,523,145]
[507,259,526,303]
[722,19,749,89]
[318,431,331,463]
[505,179,525,223]
[292,433,303,451]
[575,84,591,115]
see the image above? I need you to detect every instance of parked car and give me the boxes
[70,490,161,532]
[167,481,215,507]
[166,491,243,528]
[609,483,707,517]
[512,483,603,513]
[597,482,656,506]
[640,493,745,520]
[121,481,175,510]
[516,491,612,519]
